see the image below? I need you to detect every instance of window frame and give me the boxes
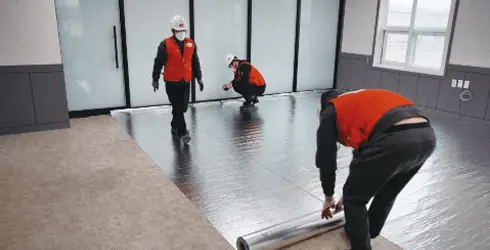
[372,0,457,76]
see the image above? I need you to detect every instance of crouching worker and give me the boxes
[316,89,436,250]
[222,54,266,107]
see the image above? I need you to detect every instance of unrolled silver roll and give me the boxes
[236,210,345,250]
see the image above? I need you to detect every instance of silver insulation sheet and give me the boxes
[236,210,345,250]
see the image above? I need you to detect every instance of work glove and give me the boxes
[198,79,204,91]
[321,196,336,219]
[152,80,159,92]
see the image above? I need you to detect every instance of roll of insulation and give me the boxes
[236,210,345,250]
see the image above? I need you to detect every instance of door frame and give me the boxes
[69,0,346,118]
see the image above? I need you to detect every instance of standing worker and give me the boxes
[316,89,436,250]
[152,15,204,143]
[222,54,266,107]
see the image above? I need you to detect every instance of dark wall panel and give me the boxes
[436,71,464,113]
[336,53,490,121]
[398,73,418,100]
[31,72,69,124]
[0,64,69,135]
[350,59,367,90]
[337,56,351,89]
[486,95,490,120]
[0,74,36,128]
[459,73,490,119]
[416,77,440,108]
[381,72,399,93]
[366,69,382,89]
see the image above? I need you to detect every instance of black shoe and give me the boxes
[252,96,259,104]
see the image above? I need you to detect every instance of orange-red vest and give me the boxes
[162,37,195,82]
[330,89,414,150]
[236,62,265,86]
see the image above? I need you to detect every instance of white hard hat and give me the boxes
[170,15,187,31]
[225,53,237,67]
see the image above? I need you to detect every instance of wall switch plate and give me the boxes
[464,80,470,89]
[457,80,464,88]
[451,79,457,87]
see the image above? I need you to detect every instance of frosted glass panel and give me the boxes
[195,0,247,101]
[297,0,339,91]
[251,0,296,94]
[55,0,126,111]
[124,0,189,107]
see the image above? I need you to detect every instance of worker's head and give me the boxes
[318,89,345,120]
[169,15,187,41]
[225,53,239,72]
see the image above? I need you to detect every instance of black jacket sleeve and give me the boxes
[192,46,203,82]
[152,41,167,82]
[232,63,251,86]
[316,103,338,197]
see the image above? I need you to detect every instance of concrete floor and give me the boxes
[113,91,490,249]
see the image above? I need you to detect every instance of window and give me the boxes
[372,0,457,75]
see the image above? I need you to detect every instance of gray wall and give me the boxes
[0,0,69,135]
[337,0,490,120]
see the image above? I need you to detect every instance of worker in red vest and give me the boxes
[152,15,204,143]
[317,89,436,250]
[222,54,266,107]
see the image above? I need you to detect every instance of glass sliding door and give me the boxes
[194,0,247,101]
[297,0,339,91]
[124,0,189,107]
[251,0,297,94]
[55,0,126,111]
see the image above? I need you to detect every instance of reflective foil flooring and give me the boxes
[112,92,490,250]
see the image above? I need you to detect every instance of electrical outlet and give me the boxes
[457,80,464,88]
[464,80,470,89]
[451,79,457,87]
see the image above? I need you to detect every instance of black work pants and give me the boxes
[343,123,436,250]
[233,82,266,103]
[165,82,190,136]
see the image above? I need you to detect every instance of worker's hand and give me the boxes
[198,79,204,91]
[321,196,336,219]
[152,80,159,92]
[335,196,344,212]
[222,83,232,91]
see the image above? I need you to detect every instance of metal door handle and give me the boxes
[113,25,119,68]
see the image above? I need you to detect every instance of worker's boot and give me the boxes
[251,95,259,104]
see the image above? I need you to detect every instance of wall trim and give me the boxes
[292,0,302,92]
[69,106,126,118]
[333,0,346,89]
[447,64,490,75]
[189,0,197,103]
[0,121,70,136]
[118,0,131,107]
[0,64,63,74]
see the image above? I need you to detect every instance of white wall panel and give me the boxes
[251,0,297,94]
[0,0,61,66]
[297,0,340,91]
[194,0,247,101]
[125,0,189,107]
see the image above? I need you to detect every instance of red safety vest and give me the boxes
[162,37,195,82]
[235,62,265,86]
[330,89,415,150]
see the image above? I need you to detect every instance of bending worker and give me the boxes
[152,15,204,143]
[222,54,266,107]
[316,89,436,250]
